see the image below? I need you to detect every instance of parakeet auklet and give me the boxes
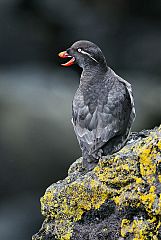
[59,40,135,170]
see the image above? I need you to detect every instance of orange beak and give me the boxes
[58,51,75,67]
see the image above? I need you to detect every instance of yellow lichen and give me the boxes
[157,140,161,150]
[135,177,143,184]
[140,186,156,212]
[113,196,121,205]
[158,175,161,183]
[139,147,156,180]
[121,218,158,240]
[60,232,71,240]
[34,126,161,240]
[40,176,109,239]
[121,218,131,237]
[90,179,108,209]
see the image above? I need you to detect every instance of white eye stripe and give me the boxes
[77,48,98,63]
[77,48,82,53]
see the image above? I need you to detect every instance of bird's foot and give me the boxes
[97,149,103,158]
[82,157,98,171]
[91,149,103,160]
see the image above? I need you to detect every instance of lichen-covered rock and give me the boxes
[32,126,161,240]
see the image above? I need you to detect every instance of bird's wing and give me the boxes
[72,81,132,154]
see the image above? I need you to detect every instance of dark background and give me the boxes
[0,0,160,239]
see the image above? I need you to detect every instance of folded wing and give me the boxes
[72,81,132,154]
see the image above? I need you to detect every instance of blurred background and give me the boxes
[0,0,160,239]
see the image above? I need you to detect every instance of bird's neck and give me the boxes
[81,64,108,82]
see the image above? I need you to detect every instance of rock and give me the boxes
[32,126,161,240]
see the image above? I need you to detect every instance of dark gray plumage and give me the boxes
[59,40,135,170]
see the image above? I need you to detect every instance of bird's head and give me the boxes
[58,40,107,70]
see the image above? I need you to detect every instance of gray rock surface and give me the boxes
[33,126,161,239]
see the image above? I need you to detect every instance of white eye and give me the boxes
[77,48,82,53]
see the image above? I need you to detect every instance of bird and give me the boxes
[58,40,135,171]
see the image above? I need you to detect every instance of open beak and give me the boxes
[58,51,75,67]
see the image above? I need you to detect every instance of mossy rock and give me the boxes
[32,126,161,240]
